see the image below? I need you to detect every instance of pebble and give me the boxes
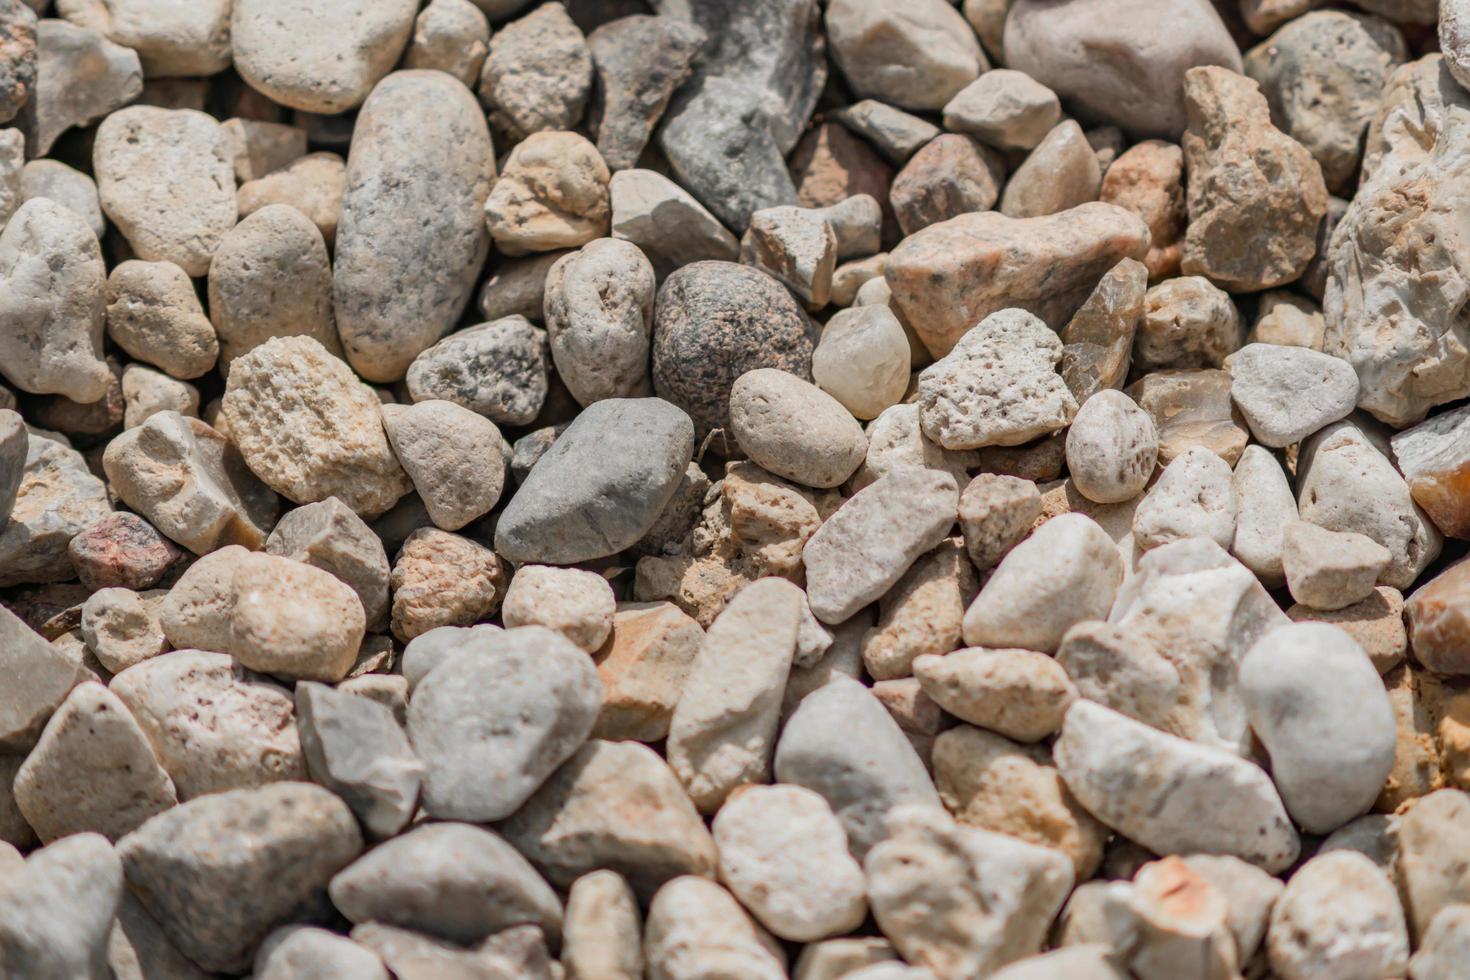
[408,625,600,821]
[713,784,867,942]
[1399,789,1470,941]
[503,564,615,653]
[543,238,656,405]
[1136,275,1242,372]
[943,69,1060,151]
[19,158,104,238]
[889,134,1004,236]
[1266,851,1409,980]
[862,538,977,681]
[1065,390,1158,504]
[1391,402,1470,540]
[405,316,549,426]
[561,870,644,980]
[963,513,1123,653]
[812,305,910,421]
[825,0,983,111]
[1288,585,1406,674]
[1055,700,1300,872]
[1001,120,1102,219]
[1100,140,1187,279]
[480,2,590,142]
[0,832,122,979]
[608,169,739,280]
[741,204,837,307]
[1057,621,1180,732]
[237,152,346,247]
[399,623,501,691]
[957,473,1042,572]
[587,14,706,172]
[254,926,389,980]
[1228,343,1359,447]
[485,130,610,256]
[265,496,391,633]
[390,527,505,640]
[405,0,489,88]
[794,937,899,980]
[78,586,165,674]
[834,100,940,165]
[1281,521,1391,611]
[1229,444,1297,586]
[334,70,493,382]
[382,400,506,532]
[117,783,362,973]
[120,364,198,429]
[1410,904,1470,980]
[855,402,976,493]
[230,0,416,114]
[104,260,218,381]
[220,118,307,184]
[644,876,787,980]
[0,408,22,527]
[0,431,112,587]
[591,601,702,741]
[66,517,174,596]
[1127,367,1248,466]
[1406,558,1470,675]
[729,369,866,489]
[1132,445,1238,551]
[23,19,141,157]
[0,0,35,126]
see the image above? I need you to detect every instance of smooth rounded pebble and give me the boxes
[729,368,868,489]
[543,238,656,406]
[1132,445,1238,551]
[381,400,506,532]
[1065,390,1158,504]
[812,305,911,421]
[501,564,615,653]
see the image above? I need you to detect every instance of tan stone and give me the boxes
[1058,257,1148,403]
[1375,666,1443,814]
[862,538,978,681]
[1286,587,1406,674]
[1126,368,1248,466]
[1100,140,1185,280]
[592,601,703,742]
[389,527,505,642]
[237,152,345,247]
[1407,559,1470,675]
[485,131,609,257]
[914,648,1077,743]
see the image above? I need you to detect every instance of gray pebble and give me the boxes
[544,238,656,406]
[405,316,550,427]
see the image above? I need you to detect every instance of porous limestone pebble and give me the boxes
[957,474,1042,571]
[389,527,505,641]
[729,369,867,490]
[1266,851,1409,980]
[862,538,978,682]
[78,587,165,674]
[1281,521,1391,611]
[1065,390,1158,504]
[855,403,977,494]
[543,238,655,406]
[105,260,218,381]
[502,564,616,654]
[644,876,787,980]
[1228,343,1359,447]
[381,400,506,532]
[1132,445,1237,551]
[812,305,910,421]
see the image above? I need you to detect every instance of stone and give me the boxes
[0,408,21,527]
[0,198,109,403]
[862,538,977,681]
[917,308,1077,451]
[479,251,566,325]
[774,676,941,857]
[0,430,111,588]
[1266,851,1409,980]
[1100,140,1187,279]
[222,336,412,518]
[1229,444,1296,586]
[1001,120,1102,219]
[390,527,505,641]
[1287,586,1406,674]
[13,681,176,843]
[230,0,416,114]
[497,739,718,898]
[834,100,940,165]
[479,1,590,142]
[591,601,702,741]
[20,18,141,157]
[118,783,362,974]
[713,784,867,942]
[1058,258,1148,403]
[1281,522,1391,611]
[1127,368,1248,466]
[400,624,502,691]
[644,876,787,980]
[0,832,122,980]
[335,70,493,382]
[889,134,1005,236]
[329,822,561,945]
[495,397,694,565]
[405,0,490,88]
[353,921,556,978]
[1392,402,1470,540]
[485,130,610,256]
[886,203,1150,357]
[1411,904,1470,980]
[295,681,423,839]
[219,118,308,184]
[237,152,346,248]
[1056,700,1299,872]
[1132,446,1238,551]
[78,587,165,674]
[789,132,891,237]
[942,69,1059,151]
[0,0,35,125]
[408,626,600,821]
[1004,0,1243,138]
[1136,276,1242,372]
[803,468,958,625]
[1066,389,1158,504]
[963,513,1123,653]
[154,545,245,652]
[825,0,983,111]
[1406,559,1470,675]
[917,646,1077,741]
[1244,11,1406,191]
[1108,856,1240,980]
[503,565,615,653]
[988,947,1124,980]
[588,14,705,171]
[93,106,236,278]
[544,238,654,406]
[830,252,887,308]
[651,261,814,435]
[855,402,976,493]
[609,169,738,279]
[382,400,506,532]
[1447,0,1470,91]
[254,926,388,980]
[957,474,1041,571]
[406,317,549,427]
[1399,790,1470,941]
[562,871,643,980]
[729,369,866,489]
[120,364,198,430]
[0,599,81,750]
[104,260,218,381]
[107,889,216,980]
[18,159,102,242]
[110,649,305,800]
[812,305,909,421]
[793,938,899,980]
[265,497,391,633]
[1228,343,1358,447]
[740,205,836,307]
[865,806,1073,978]
[1056,621,1179,731]
[1180,66,1329,291]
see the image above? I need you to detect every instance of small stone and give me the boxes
[148,547,249,650]
[1056,621,1180,731]
[855,402,976,493]
[608,169,738,280]
[254,926,388,980]
[1399,789,1470,941]
[479,251,566,324]
[1001,120,1102,219]
[406,316,549,427]
[562,871,643,980]
[13,681,176,843]
[543,238,654,407]
[957,474,1042,571]
[1136,275,1242,372]
[1229,444,1297,586]
[1405,558,1470,675]
[1127,368,1248,466]
[18,159,102,243]
[825,0,984,111]
[1066,389,1158,504]
[219,118,307,184]
[1266,851,1409,980]
[862,538,977,681]
[592,601,702,742]
[485,131,609,256]
[889,134,1004,236]
[405,0,490,88]
[353,921,555,978]
[1281,522,1391,612]
[104,260,218,381]
[382,400,506,532]
[1132,446,1238,551]
[400,623,502,691]
[1056,700,1299,872]
[988,947,1125,980]
[1108,856,1239,979]
[830,252,888,308]
[78,587,165,674]
[1180,66,1329,291]
[644,876,787,980]
[390,527,505,641]
[295,681,423,839]
[68,513,179,593]
[1228,344,1358,447]
[0,0,35,125]
[1250,290,1326,349]
[915,648,1076,742]
[729,369,866,489]
[587,14,705,172]
[812,305,910,421]
[230,0,416,114]
[21,19,141,157]
[237,152,346,247]
[265,497,391,633]
[1391,402,1470,540]
[229,553,365,682]
[740,205,837,308]
[503,565,615,653]
[1287,586,1407,675]
[0,430,112,587]
[713,784,867,942]
[1100,140,1187,279]
[479,1,590,142]
[118,783,362,974]
[833,100,939,165]
[0,832,122,979]
[1410,904,1470,980]
[120,364,198,430]
[942,70,1059,151]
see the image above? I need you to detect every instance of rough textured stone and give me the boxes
[237,152,346,248]
[916,647,1077,742]
[266,497,391,633]
[503,565,616,654]
[0,430,111,587]
[1392,402,1470,540]
[104,260,218,381]
[1100,141,1187,280]
[1136,275,1242,372]
[644,876,787,980]
[544,238,655,406]
[588,14,705,171]
[485,130,610,256]
[1281,521,1390,612]
[591,601,703,742]
[0,0,36,125]
[79,586,165,674]
[405,316,549,427]
[1228,343,1358,447]
[1267,851,1409,980]
[390,527,504,641]
[479,2,590,142]
[834,100,939,165]
[943,69,1059,151]
[0,832,122,980]
[1132,445,1238,551]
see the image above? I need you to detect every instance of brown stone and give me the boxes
[888,134,1003,238]
[1286,586,1407,675]
[1408,560,1470,675]
[1391,404,1470,540]
[389,528,505,642]
[591,601,703,742]
[67,513,182,592]
[790,121,893,215]
[1375,665,1443,814]
[862,538,979,681]
[1099,139,1186,280]
[1058,257,1148,403]
[1126,368,1249,466]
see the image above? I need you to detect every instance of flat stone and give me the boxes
[1056,621,1179,731]
[544,238,655,406]
[0,832,122,979]
[390,527,505,641]
[588,14,705,171]
[644,876,787,980]
[834,99,939,165]
[405,316,550,427]
[1287,586,1407,674]
[862,538,977,681]
[479,1,590,142]
[1266,851,1409,980]
[265,497,391,633]
[825,0,983,111]
[1058,258,1148,403]
[608,169,738,280]
[20,18,141,157]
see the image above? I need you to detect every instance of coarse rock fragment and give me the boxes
[110,649,305,799]
[865,806,1073,978]
[803,468,957,625]
[963,513,1122,653]
[405,0,489,88]
[888,134,1004,236]
[713,784,867,942]
[0,0,36,125]
[495,397,693,565]
[1127,368,1248,466]
[957,473,1039,572]
[1112,857,1241,979]
[1392,402,1470,540]
[0,832,122,979]
[93,106,236,278]
[504,565,615,654]
[230,0,416,114]
[825,0,982,111]
[1410,905,1470,980]
[774,676,941,857]
[1267,851,1409,980]
[1001,120,1102,219]
[0,601,81,750]
[729,369,865,489]
[497,738,718,898]
[1281,522,1390,611]
[265,497,390,633]
[20,18,141,157]
[485,130,609,256]
[1056,621,1180,730]
[862,538,976,681]
[1100,141,1186,280]
[0,197,109,403]
[479,1,590,142]
[591,601,702,742]
[1132,446,1237,551]
[19,158,103,240]
[0,430,112,587]
[644,876,787,980]
[544,238,654,406]
[1229,444,1296,586]
[409,625,599,821]
[1405,559,1470,675]
[13,680,176,843]
[219,119,307,184]
[915,647,1076,742]
[1228,343,1358,447]
[104,260,217,381]
[854,402,976,493]
[118,782,362,974]
[295,681,423,839]
[222,336,411,518]
[1136,275,1242,372]
[254,926,388,980]
[812,305,909,421]
[382,400,506,532]
[238,152,346,248]
[942,69,1059,151]
[1055,700,1299,872]
[390,527,504,641]
[651,261,814,435]
[562,871,643,980]
[667,577,800,813]
[1298,421,1441,590]
[1250,290,1326,349]
[1176,852,1284,966]
[334,70,493,382]
[608,169,738,279]
[588,14,705,171]
[1004,0,1241,138]
[886,203,1150,357]
[1180,66,1328,291]
[1058,258,1147,403]
[1066,389,1157,504]
[329,822,561,945]
[79,587,164,674]
[740,204,836,307]
[834,99,939,166]
[406,316,548,427]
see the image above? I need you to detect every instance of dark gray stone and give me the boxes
[405,316,549,427]
[510,425,566,485]
[588,14,705,171]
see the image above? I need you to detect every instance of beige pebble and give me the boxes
[915,647,1077,742]
[502,565,616,653]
